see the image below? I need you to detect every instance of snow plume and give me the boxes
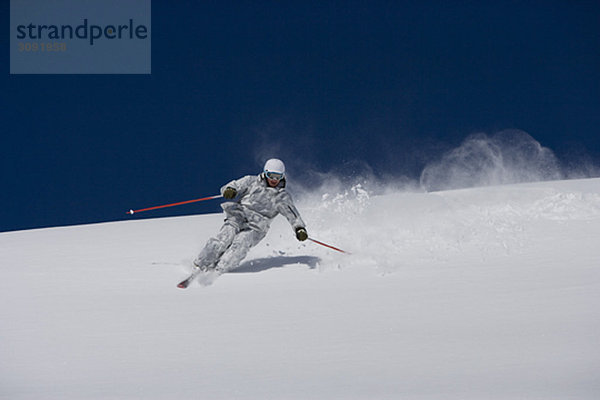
[420,130,563,191]
[282,129,598,274]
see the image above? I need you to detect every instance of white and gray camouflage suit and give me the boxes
[194,174,306,272]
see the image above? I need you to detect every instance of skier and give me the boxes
[192,158,308,273]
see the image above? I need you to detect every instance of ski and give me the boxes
[177,267,203,289]
[177,267,222,288]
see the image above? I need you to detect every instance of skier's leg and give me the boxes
[215,229,266,272]
[193,222,238,269]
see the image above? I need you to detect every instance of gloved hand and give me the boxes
[295,227,308,241]
[223,187,237,199]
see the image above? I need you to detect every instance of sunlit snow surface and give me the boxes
[2,179,600,399]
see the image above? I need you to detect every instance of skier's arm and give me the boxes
[220,175,255,199]
[276,192,307,240]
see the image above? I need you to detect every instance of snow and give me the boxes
[1,178,600,399]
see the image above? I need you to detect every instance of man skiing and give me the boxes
[192,158,308,274]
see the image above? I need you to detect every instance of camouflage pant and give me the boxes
[194,220,267,272]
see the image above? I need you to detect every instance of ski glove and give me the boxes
[223,187,237,199]
[295,227,308,241]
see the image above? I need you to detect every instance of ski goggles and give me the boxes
[264,171,284,180]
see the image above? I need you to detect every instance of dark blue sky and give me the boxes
[2,1,600,232]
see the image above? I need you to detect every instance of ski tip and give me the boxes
[177,282,189,289]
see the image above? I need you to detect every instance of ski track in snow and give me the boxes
[1,178,600,399]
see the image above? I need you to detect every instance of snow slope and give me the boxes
[1,178,600,399]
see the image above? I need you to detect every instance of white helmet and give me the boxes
[263,158,285,180]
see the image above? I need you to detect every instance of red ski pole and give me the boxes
[127,194,223,215]
[308,237,351,254]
